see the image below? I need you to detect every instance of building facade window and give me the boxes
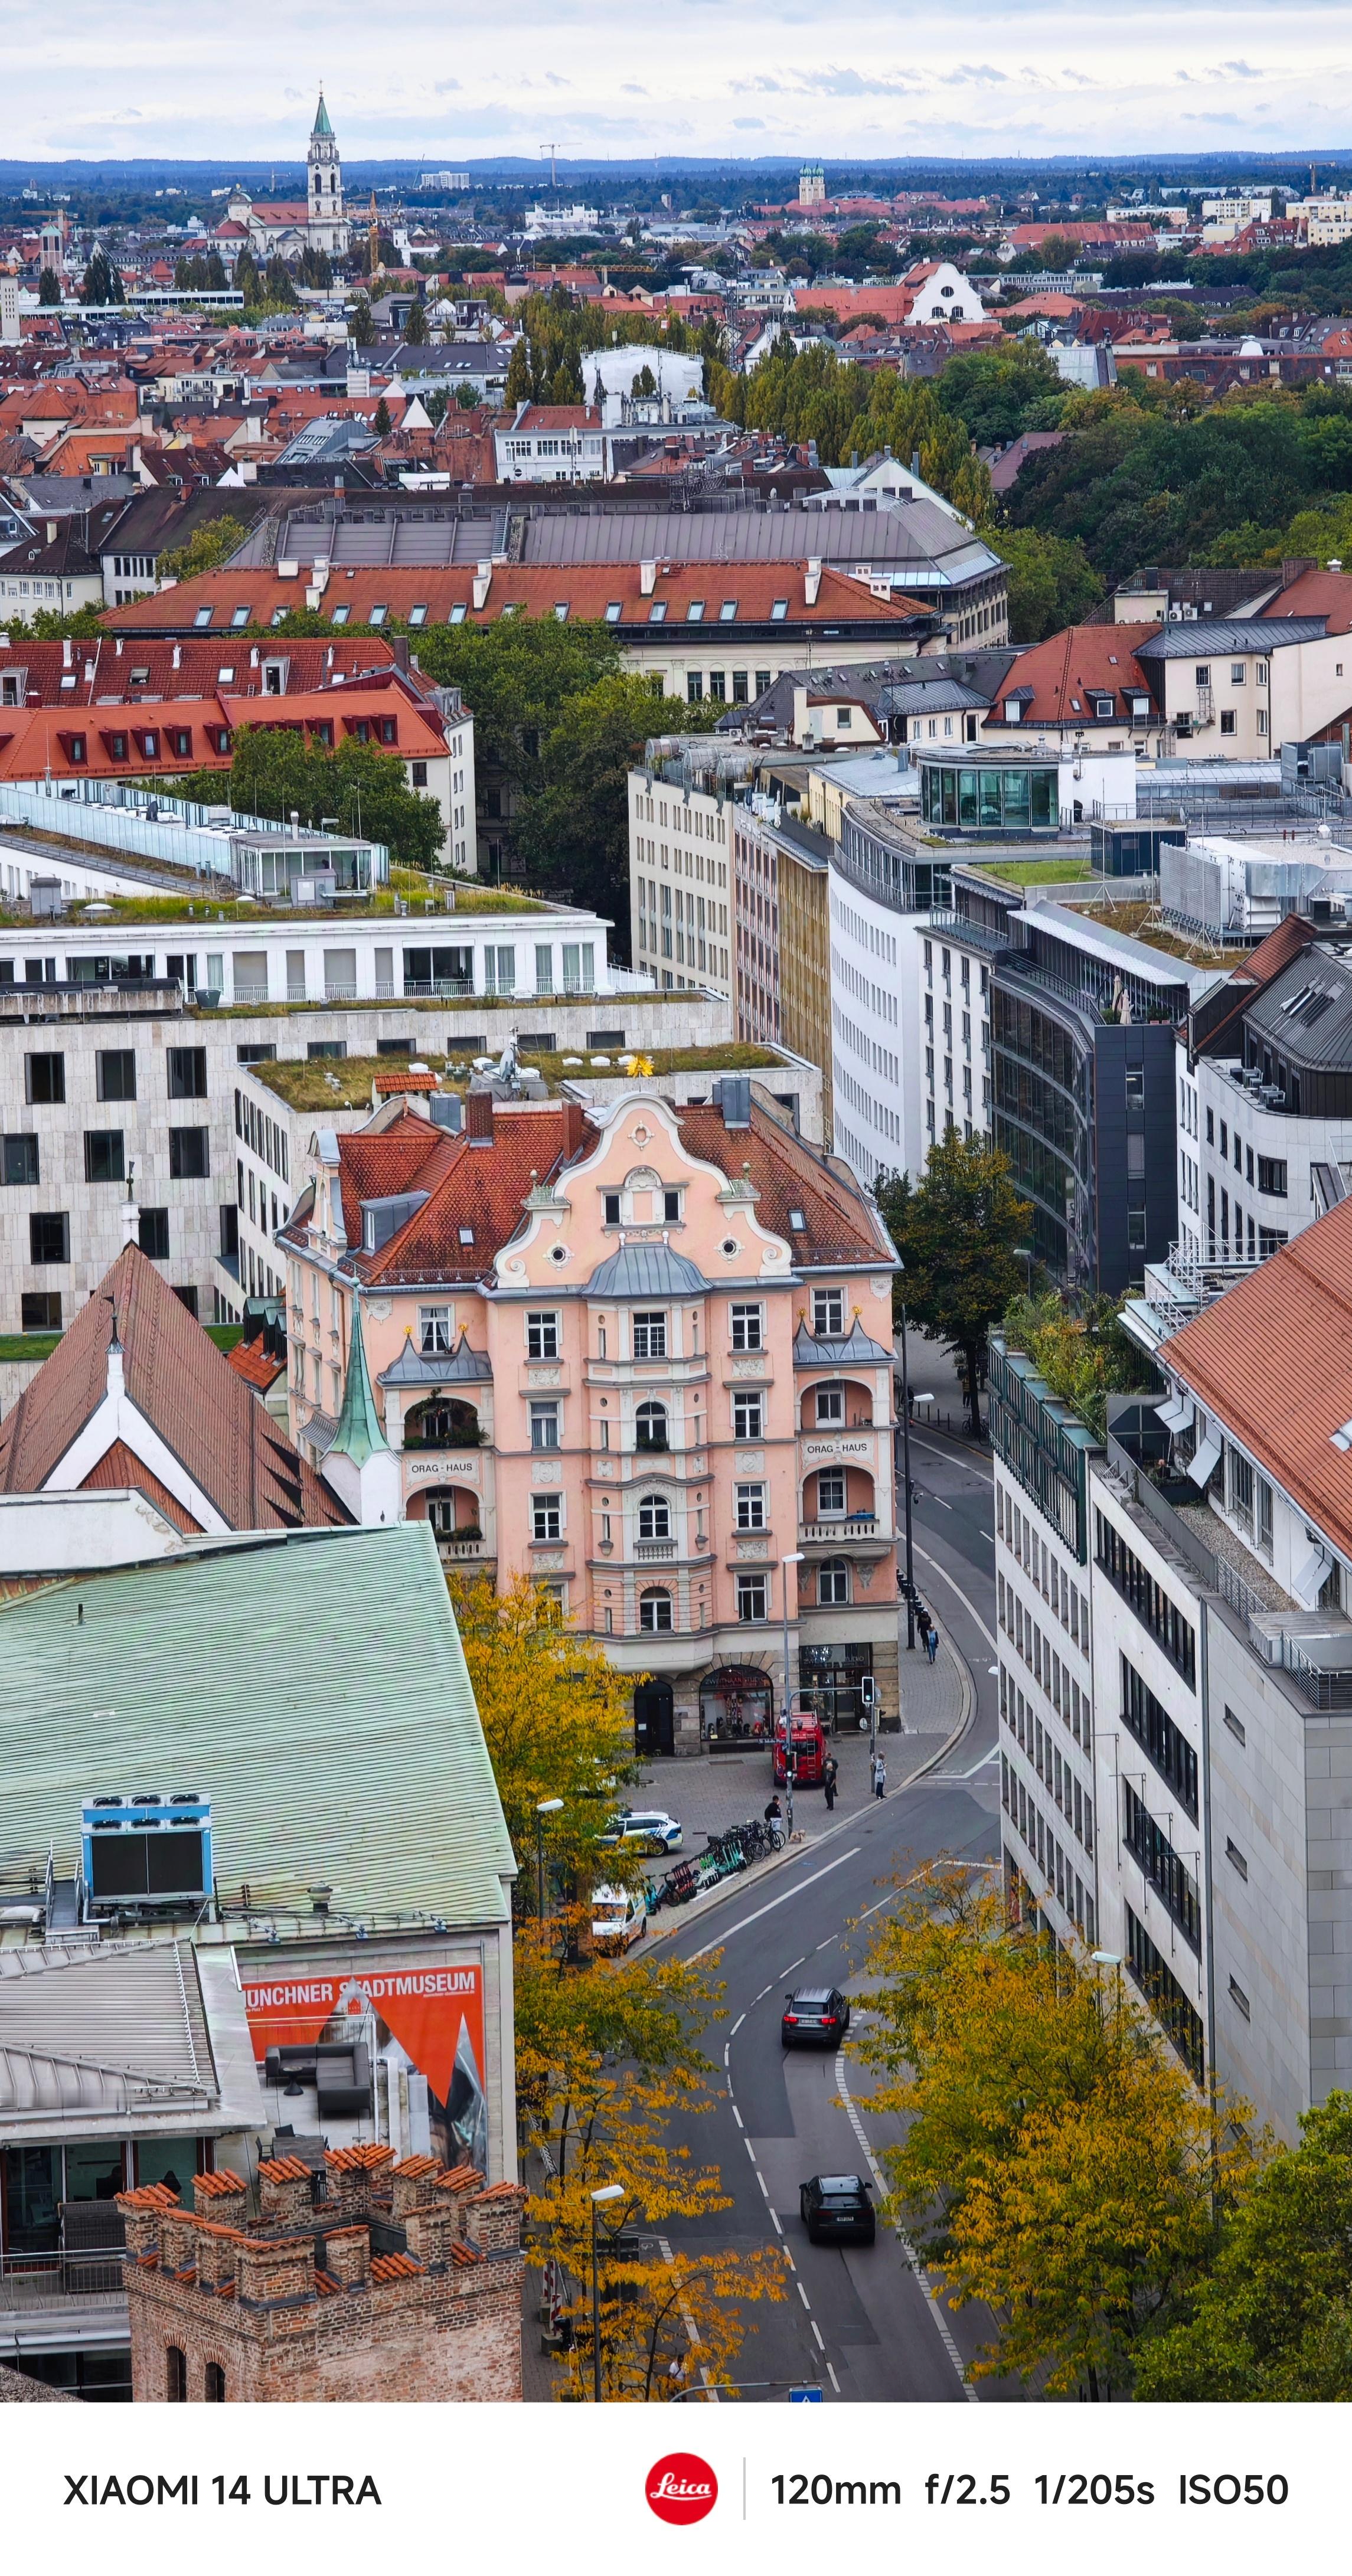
[529,1400,560,1452]
[640,1586,673,1632]
[736,1574,768,1621]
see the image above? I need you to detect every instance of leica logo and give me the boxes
[645,2453,719,2525]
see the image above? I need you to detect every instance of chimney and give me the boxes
[472,560,492,610]
[61,635,71,669]
[171,641,181,669]
[639,559,658,596]
[106,1326,126,1397]
[715,1074,751,1129]
[804,557,822,607]
[45,519,57,543]
[466,1087,494,1142]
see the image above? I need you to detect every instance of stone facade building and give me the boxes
[284,1077,902,1748]
[119,2146,525,2401]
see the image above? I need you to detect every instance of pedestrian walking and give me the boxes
[823,1754,838,1813]
[925,1620,939,1665]
[871,1751,887,1800]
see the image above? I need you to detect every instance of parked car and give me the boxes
[590,1884,648,1953]
[781,1985,851,2048]
[799,2173,876,2246]
[599,1809,684,1855]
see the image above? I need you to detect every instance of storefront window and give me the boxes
[979,768,1003,829]
[700,1664,774,1746]
[1002,767,1031,829]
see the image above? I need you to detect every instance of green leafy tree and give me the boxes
[37,266,61,307]
[989,528,1103,643]
[234,249,262,308]
[454,381,479,410]
[404,295,429,346]
[631,361,658,398]
[875,1133,1032,1434]
[262,253,298,308]
[159,513,248,582]
[372,395,393,437]
[504,335,533,406]
[221,726,443,869]
[517,671,717,922]
[1000,1289,1152,1441]
[349,292,375,346]
[1137,2094,1352,2399]
[81,247,123,306]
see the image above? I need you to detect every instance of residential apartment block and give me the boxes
[628,766,733,1002]
[282,1079,902,1749]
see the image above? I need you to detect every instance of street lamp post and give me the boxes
[899,1298,917,1650]
[780,1551,805,1837]
[590,2182,625,2402]
[535,1797,563,1921]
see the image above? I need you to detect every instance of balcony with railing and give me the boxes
[0,2244,128,2316]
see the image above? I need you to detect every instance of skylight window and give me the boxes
[771,599,789,620]
[687,600,706,623]
[449,603,467,624]
[458,1225,475,1245]
[230,606,252,629]
[553,603,569,622]
[648,601,668,624]
[720,599,738,621]
[369,604,388,627]
[270,607,288,627]
[193,607,214,628]
[788,1208,805,1231]
[409,604,428,626]
[331,604,350,624]
[605,601,622,623]
[215,665,235,684]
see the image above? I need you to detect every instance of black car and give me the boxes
[781,1985,850,2048]
[799,2173,876,2245]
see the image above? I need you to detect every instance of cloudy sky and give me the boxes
[12,1,1352,162]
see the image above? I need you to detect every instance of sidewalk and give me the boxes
[632,1611,968,1852]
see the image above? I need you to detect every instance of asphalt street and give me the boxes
[656,1425,1011,2405]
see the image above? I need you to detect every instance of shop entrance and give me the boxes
[799,1643,873,1734]
[633,1681,675,1757]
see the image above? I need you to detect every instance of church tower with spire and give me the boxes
[306,89,349,257]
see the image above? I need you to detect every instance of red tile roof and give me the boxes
[982,623,1161,729]
[373,1067,439,1095]
[102,560,930,639]
[675,1099,897,1267]
[1263,567,1352,635]
[0,1244,349,1531]
[325,2141,396,2172]
[226,1337,286,1394]
[0,636,407,707]
[258,2155,313,2183]
[1166,1200,1352,1560]
[371,2251,423,2281]
[194,2170,247,2198]
[79,1436,203,1535]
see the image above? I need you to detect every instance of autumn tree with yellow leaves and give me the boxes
[515,1919,789,2398]
[446,1571,641,1914]
[854,1867,1256,2399]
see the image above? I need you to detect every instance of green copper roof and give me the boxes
[312,91,333,139]
[326,1302,387,1469]
[0,1525,516,1930]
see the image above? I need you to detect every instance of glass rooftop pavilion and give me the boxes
[917,749,1059,836]
[227,829,383,898]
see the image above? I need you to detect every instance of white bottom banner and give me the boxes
[0,2400,1340,2571]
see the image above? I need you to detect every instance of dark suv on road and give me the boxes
[799,2173,876,2245]
[780,1985,850,2048]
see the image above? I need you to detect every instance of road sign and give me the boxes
[788,2384,824,2402]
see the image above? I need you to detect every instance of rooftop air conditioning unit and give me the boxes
[81,1791,212,1910]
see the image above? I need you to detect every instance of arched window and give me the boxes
[166,2345,187,2402]
[818,1558,850,1606]
[204,2360,226,2402]
[635,1400,668,1453]
[640,1587,673,1633]
[638,1493,671,1540]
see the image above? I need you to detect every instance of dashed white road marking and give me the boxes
[835,2052,975,2403]
[687,1849,863,1960]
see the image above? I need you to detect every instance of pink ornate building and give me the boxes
[282,1079,900,1753]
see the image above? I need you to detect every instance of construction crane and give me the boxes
[539,142,559,190]
[368,188,380,279]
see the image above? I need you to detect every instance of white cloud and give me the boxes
[8,0,1352,158]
